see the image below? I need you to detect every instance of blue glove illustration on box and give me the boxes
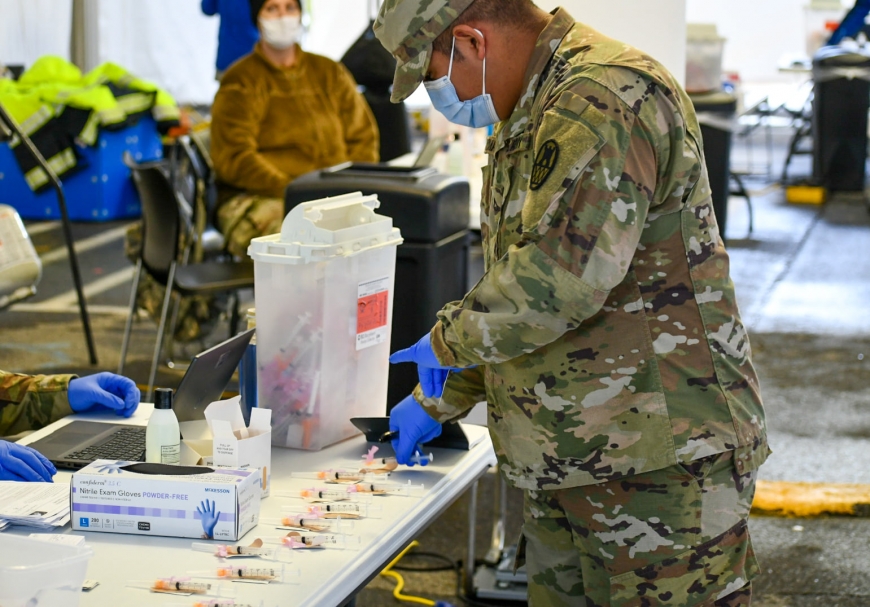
[0,440,56,482]
[94,461,126,474]
[196,499,221,539]
[68,372,141,417]
[389,394,442,466]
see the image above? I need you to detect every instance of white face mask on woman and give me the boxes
[259,15,302,50]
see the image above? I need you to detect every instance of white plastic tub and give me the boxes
[686,23,726,94]
[0,534,94,607]
[248,192,403,450]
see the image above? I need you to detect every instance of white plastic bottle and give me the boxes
[145,388,180,464]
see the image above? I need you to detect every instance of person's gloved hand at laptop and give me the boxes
[68,372,140,418]
[0,440,56,482]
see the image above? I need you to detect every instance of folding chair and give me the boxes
[118,155,254,400]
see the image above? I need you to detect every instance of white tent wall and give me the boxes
[536,0,687,85]
[304,0,687,86]
[305,1,373,61]
[686,0,848,83]
[5,0,686,105]
[0,0,72,67]
[84,0,219,105]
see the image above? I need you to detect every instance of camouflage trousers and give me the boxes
[124,223,220,343]
[518,450,759,606]
[217,193,285,258]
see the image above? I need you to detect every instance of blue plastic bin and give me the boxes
[0,115,163,221]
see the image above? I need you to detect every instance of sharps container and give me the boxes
[248,192,403,450]
[0,534,94,607]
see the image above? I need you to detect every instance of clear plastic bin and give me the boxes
[248,192,403,450]
[686,23,726,94]
[0,534,94,607]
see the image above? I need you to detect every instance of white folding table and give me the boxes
[15,405,496,607]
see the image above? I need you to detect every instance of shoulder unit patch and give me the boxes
[530,139,560,191]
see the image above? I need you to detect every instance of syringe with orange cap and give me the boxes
[282,501,383,519]
[262,513,354,533]
[188,564,299,583]
[265,531,362,550]
[191,540,290,562]
[127,577,234,596]
[276,486,373,502]
[289,468,384,483]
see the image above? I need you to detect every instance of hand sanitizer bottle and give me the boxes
[146,388,180,464]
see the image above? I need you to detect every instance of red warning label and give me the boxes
[357,277,390,350]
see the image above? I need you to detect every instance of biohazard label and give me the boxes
[357,277,390,351]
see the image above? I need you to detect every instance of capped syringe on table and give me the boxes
[275,486,374,502]
[282,501,383,519]
[290,468,386,483]
[264,513,355,533]
[128,577,235,597]
[188,564,299,584]
[191,539,290,562]
[266,531,362,550]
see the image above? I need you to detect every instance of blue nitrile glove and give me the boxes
[389,333,463,398]
[0,440,56,482]
[196,499,221,539]
[68,372,140,417]
[390,394,442,466]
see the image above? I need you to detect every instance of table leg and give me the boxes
[464,477,479,597]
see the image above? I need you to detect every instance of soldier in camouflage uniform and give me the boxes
[375,1,769,605]
[0,371,139,481]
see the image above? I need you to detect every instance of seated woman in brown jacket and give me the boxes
[211,0,380,257]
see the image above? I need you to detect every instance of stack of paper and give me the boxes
[0,482,70,530]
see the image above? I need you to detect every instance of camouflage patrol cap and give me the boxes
[373,0,476,103]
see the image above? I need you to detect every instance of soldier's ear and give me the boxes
[452,25,486,62]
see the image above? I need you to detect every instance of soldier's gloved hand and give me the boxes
[68,372,140,417]
[0,440,56,482]
[390,333,465,398]
[390,394,442,466]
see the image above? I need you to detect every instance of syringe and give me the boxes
[282,501,383,519]
[263,514,354,533]
[191,541,288,561]
[188,564,298,583]
[128,578,234,597]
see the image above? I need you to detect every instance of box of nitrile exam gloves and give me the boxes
[70,460,260,541]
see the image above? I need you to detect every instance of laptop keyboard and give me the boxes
[65,427,147,463]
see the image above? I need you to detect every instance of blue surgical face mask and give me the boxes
[424,31,500,128]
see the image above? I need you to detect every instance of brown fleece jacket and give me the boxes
[211,43,379,200]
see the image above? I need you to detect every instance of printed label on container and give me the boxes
[161,444,181,465]
[357,276,390,351]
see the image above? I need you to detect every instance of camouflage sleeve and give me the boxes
[0,371,75,437]
[412,366,487,423]
[432,81,659,367]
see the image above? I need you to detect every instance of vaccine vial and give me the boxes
[146,388,180,464]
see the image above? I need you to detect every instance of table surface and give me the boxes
[15,405,496,607]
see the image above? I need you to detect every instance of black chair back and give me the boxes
[124,154,182,283]
[364,90,411,162]
[177,136,219,225]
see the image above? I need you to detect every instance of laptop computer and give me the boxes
[28,328,255,469]
[412,135,448,168]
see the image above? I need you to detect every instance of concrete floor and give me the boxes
[1,126,869,606]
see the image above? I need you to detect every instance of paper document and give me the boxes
[0,481,71,530]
